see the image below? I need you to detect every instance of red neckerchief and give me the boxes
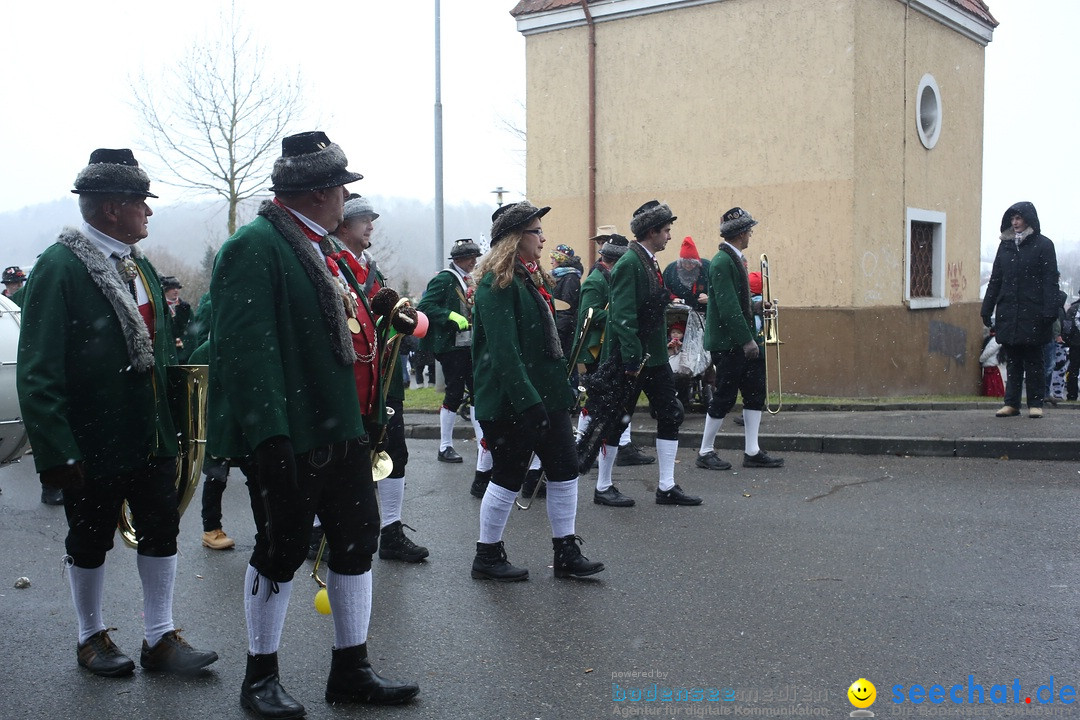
[522,259,553,304]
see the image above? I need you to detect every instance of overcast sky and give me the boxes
[0,0,1075,255]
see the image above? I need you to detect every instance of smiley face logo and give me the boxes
[848,678,876,709]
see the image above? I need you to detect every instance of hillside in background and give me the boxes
[0,195,497,305]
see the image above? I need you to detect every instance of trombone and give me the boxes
[759,253,783,414]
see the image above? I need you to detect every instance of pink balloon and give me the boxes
[413,310,429,338]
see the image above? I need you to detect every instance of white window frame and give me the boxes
[916,73,943,150]
[905,207,948,309]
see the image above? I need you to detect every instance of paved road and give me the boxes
[1,439,1078,719]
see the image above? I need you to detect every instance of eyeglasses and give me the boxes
[523,228,544,236]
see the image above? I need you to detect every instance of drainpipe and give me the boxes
[581,0,597,240]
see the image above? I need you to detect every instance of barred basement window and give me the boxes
[909,221,934,297]
[905,208,948,309]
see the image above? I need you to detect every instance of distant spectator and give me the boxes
[980,201,1059,419]
[160,275,192,361]
[2,266,26,306]
[550,243,583,356]
[663,237,709,313]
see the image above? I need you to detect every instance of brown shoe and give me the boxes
[201,528,235,550]
[995,406,1020,417]
[77,628,135,678]
[140,630,218,673]
[1029,407,1044,418]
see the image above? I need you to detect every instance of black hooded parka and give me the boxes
[980,201,1059,346]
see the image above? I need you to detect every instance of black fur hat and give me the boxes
[630,200,676,238]
[71,149,158,198]
[270,131,364,193]
[600,234,630,259]
[490,201,550,245]
[720,207,758,239]
[449,238,481,260]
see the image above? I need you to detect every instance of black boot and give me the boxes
[379,521,429,562]
[521,469,546,499]
[325,644,420,705]
[240,653,306,719]
[470,470,491,498]
[471,541,529,581]
[553,535,605,578]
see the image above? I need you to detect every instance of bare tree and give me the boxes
[131,9,303,235]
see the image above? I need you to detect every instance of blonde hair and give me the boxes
[476,232,555,290]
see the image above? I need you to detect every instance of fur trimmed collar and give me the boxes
[515,262,563,361]
[258,200,357,367]
[57,228,155,372]
[1000,226,1035,245]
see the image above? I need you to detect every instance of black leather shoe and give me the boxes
[656,484,703,506]
[241,653,305,719]
[695,451,731,471]
[470,470,491,498]
[41,485,64,505]
[379,521,429,562]
[553,535,605,578]
[471,541,529,581]
[325,644,420,705]
[593,486,635,507]
[743,451,784,468]
[615,442,656,466]
[77,629,135,678]
[140,629,218,673]
[437,447,463,463]
[521,469,546,499]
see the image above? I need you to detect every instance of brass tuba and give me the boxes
[119,365,208,548]
[759,254,783,414]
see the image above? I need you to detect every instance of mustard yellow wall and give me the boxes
[523,0,985,308]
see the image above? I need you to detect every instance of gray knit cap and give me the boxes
[449,238,481,260]
[719,207,758,239]
[270,131,363,193]
[490,200,551,245]
[629,200,676,238]
[343,195,379,221]
[71,148,158,198]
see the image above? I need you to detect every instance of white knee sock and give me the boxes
[378,476,404,528]
[439,407,456,451]
[69,563,107,644]
[477,443,493,472]
[546,477,578,537]
[137,554,176,647]
[244,564,292,655]
[744,409,763,456]
[470,405,483,445]
[699,414,724,455]
[576,412,590,437]
[595,444,618,492]
[657,438,678,491]
[326,569,371,648]
[619,424,632,447]
[478,482,517,544]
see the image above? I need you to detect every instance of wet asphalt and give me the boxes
[1,419,1078,719]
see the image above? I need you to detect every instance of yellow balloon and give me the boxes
[314,588,332,615]
[847,678,876,709]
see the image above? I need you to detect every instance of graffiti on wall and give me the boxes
[947,261,967,303]
[928,320,967,366]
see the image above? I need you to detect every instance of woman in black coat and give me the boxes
[980,201,1059,418]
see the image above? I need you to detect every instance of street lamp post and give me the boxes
[490,186,508,207]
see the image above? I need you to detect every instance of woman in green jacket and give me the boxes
[469,201,605,582]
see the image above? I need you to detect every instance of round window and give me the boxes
[916,73,941,149]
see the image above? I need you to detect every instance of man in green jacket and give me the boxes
[417,239,483,465]
[17,148,218,679]
[209,131,418,718]
[696,207,784,471]
[594,201,702,506]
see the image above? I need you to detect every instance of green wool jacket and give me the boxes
[417,268,470,355]
[17,232,179,478]
[207,205,367,458]
[704,243,760,352]
[472,270,574,420]
[602,245,670,369]
[575,265,611,364]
